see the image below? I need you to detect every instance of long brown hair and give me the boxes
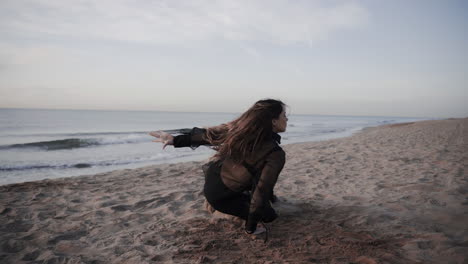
[206,99,285,162]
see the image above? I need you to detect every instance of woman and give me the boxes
[150,99,288,235]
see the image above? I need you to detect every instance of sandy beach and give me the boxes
[1,118,467,263]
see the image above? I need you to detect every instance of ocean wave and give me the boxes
[1,128,192,138]
[0,152,201,172]
[0,128,194,151]
[2,138,100,150]
[0,163,93,171]
[378,119,396,124]
[0,159,139,171]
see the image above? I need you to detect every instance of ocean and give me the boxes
[0,108,428,185]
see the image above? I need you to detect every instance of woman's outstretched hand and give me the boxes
[149,131,174,149]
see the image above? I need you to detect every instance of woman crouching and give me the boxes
[150,99,288,235]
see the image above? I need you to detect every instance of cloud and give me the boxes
[0,0,368,45]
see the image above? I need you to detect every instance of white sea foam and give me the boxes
[0,109,429,185]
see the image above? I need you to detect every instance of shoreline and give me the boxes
[0,118,428,187]
[1,118,467,263]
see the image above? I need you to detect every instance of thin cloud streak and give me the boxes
[0,0,368,45]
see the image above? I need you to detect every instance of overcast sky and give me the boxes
[0,0,467,118]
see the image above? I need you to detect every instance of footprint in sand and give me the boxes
[31,192,47,201]
[2,221,33,233]
[37,211,56,221]
[1,207,12,215]
[111,205,132,212]
[47,230,88,245]
[400,195,412,201]
[100,200,120,207]
[314,193,325,200]
[133,198,159,209]
[365,213,397,225]
[428,199,446,207]
[21,250,40,261]
[92,210,106,218]
[2,239,26,253]
[418,177,431,182]
[342,196,359,201]
[417,240,434,250]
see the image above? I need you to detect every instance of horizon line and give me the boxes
[0,106,436,119]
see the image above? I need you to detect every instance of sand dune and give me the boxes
[1,118,467,263]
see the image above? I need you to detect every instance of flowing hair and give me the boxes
[206,99,285,162]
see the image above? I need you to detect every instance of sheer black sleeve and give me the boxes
[173,127,208,149]
[245,149,286,231]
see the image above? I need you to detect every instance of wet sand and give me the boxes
[1,118,467,263]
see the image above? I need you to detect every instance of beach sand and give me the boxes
[1,118,467,263]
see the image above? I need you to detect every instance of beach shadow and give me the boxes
[171,202,417,264]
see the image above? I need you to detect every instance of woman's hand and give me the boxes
[149,131,174,149]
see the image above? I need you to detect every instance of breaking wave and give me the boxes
[0,128,192,151]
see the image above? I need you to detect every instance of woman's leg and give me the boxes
[203,163,250,219]
[209,193,250,220]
